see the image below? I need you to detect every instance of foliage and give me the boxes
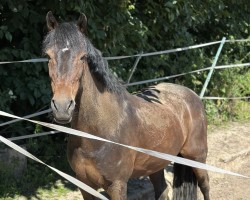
[0,0,249,197]
[0,0,249,124]
[206,68,250,124]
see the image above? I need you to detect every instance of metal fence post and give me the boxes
[199,37,226,98]
[127,52,143,84]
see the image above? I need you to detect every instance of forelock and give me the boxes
[42,21,125,93]
[43,22,87,53]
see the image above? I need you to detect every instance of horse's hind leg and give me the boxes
[181,144,210,200]
[180,150,210,200]
[180,114,210,200]
[149,169,169,200]
[192,159,210,200]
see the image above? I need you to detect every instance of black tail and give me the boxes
[173,155,197,200]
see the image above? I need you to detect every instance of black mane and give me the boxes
[43,22,125,94]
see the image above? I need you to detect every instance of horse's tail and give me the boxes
[173,154,197,200]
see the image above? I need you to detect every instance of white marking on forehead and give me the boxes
[62,47,69,52]
[61,40,70,52]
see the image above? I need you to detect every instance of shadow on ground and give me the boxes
[0,134,79,200]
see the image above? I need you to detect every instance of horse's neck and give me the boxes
[72,69,127,137]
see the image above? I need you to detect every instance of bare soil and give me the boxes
[197,122,250,200]
[66,122,250,200]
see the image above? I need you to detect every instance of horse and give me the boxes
[43,11,210,200]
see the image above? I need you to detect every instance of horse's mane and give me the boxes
[43,22,125,94]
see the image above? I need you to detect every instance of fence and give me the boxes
[1,38,249,98]
[0,38,250,199]
[1,37,250,133]
[0,110,249,200]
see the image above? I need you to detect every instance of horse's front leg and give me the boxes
[107,180,127,200]
[76,174,98,200]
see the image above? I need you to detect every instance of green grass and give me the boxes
[0,148,80,200]
[206,100,250,125]
[0,180,79,200]
[0,171,80,200]
[233,101,250,121]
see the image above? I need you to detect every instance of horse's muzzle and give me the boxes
[51,98,75,124]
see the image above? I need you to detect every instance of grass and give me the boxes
[206,100,250,125]
[0,137,80,200]
[0,163,80,199]
[0,180,80,200]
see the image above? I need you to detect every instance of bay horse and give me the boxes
[43,11,210,200]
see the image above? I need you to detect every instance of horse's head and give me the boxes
[43,12,88,124]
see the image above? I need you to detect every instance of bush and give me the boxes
[0,1,249,197]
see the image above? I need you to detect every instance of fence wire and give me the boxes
[0,39,249,65]
[1,38,250,198]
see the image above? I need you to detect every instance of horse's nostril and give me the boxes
[67,100,74,110]
[52,99,58,111]
[51,99,74,112]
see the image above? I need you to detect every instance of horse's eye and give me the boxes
[80,55,87,61]
[46,55,51,61]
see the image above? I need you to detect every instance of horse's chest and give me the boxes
[67,137,134,184]
[67,139,109,166]
[67,144,108,185]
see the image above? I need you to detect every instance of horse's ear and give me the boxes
[77,13,87,34]
[46,11,58,31]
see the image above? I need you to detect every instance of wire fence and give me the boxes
[0,38,250,141]
[0,39,250,198]
[0,39,249,65]
[126,63,250,87]
[0,110,249,200]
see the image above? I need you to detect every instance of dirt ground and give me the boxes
[67,122,250,200]
[198,122,250,200]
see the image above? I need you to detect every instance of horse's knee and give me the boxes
[76,174,98,200]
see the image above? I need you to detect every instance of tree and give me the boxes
[0,0,249,133]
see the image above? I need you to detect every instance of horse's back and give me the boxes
[130,83,207,177]
[153,83,208,156]
[136,82,207,140]
[137,82,204,114]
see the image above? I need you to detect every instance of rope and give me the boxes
[0,135,108,200]
[0,110,249,180]
[0,38,249,198]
